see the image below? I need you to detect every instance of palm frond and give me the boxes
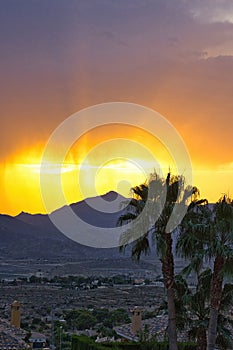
[131,235,150,261]
[117,212,137,226]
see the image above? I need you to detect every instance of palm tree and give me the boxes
[207,195,233,350]
[118,172,198,350]
[168,270,211,350]
[188,269,211,350]
[215,283,233,349]
[177,195,233,350]
[176,196,210,276]
[159,269,211,350]
[164,271,233,350]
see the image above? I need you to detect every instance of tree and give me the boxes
[118,172,198,350]
[164,271,233,350]
[64,309,97,330]
[177,195,233,350]
[215,283,233,350]
[176,270,211,350]
[176,196,211,350]
[207,196,233,350]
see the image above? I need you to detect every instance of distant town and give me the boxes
[0,272,167,349]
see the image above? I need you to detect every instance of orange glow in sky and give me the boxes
[1,123,232,216]
[1,125,175,215]
[1,2,233,215]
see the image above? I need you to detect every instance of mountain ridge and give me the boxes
[0,191,130,260]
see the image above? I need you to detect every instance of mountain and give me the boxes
[0,212,90,260]
[0,191,130,260]
[0,191,192,278]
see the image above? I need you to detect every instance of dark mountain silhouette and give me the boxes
[0,191,131,260]
[0,191,194,277]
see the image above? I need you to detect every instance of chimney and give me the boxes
[11,300,21,328]
[131,306,142,334]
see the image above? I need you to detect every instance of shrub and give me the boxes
[72,336,197,350]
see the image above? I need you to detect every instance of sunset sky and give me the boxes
[1,0,233,215]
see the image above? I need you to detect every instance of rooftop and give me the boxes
[0,319,28,350]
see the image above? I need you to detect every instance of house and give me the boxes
[114,307,193,343]
[29,332,47,349]
[114,310,168,342]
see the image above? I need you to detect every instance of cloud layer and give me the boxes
[0,0,232,213]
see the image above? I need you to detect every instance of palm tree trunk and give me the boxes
[207,255,224,350]
[161,232,178,350]
[197,327,207,350]
[166,287,178,350]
